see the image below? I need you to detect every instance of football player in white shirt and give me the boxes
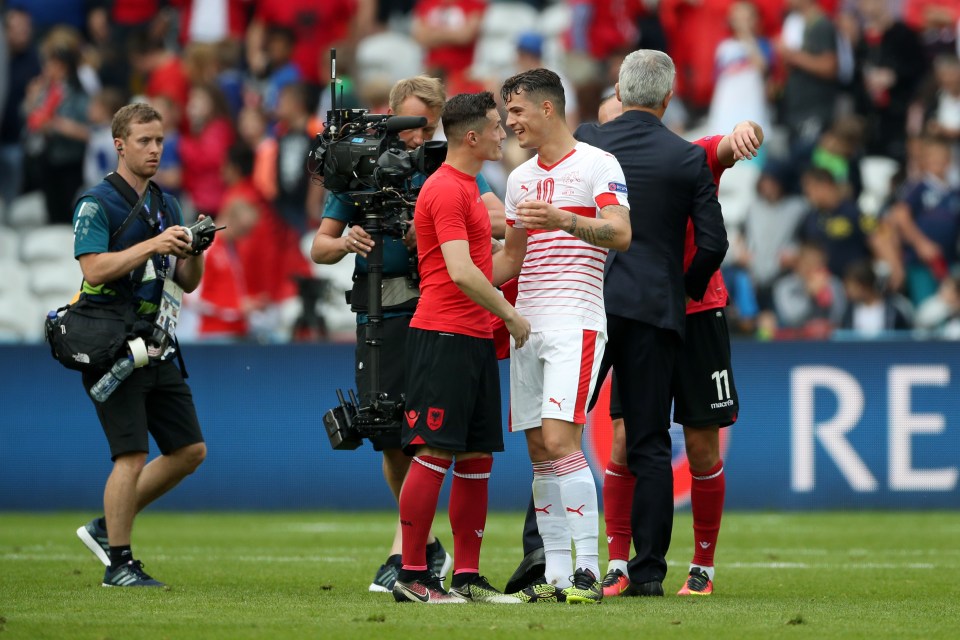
[493,68,630,603]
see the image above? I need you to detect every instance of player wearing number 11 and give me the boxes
[494,68,630,603]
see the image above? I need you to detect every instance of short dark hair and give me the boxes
[112,103,162,140]
[227,142,255,178]
[920,133,951,150]
[442,91,497,144]
[500,68,565,119]
[803,166,837,185]
[266,25,296,46]
[281,82,318,115]
[844,259,877,289]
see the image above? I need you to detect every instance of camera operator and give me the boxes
[310,75,504,593]
[73,103,207,588]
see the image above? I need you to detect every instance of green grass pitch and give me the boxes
[1,511,958,639]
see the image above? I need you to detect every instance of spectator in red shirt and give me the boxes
[223,142,307,327]
[196,197,260,339]
[566,0,644,62]
[661,0,737,113]
[411,0,485,80]
[246,0,358,86]
[171,0,250,45]
[180,83,235,216]
[133,38,191,112]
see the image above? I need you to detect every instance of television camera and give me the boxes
[308,50,446,450]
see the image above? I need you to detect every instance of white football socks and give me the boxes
[554,451,600,580]
[532,461,572,588]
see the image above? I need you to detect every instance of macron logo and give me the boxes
[475,529,484,538]
[699,542,711,549]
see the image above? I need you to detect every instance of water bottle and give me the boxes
[90,357,135,403]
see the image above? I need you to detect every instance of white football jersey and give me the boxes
[505,142,629,332]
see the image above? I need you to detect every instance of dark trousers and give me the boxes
[522,497,542,555]
[607,314,680,584]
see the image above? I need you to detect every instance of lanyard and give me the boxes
[150,196,170,274]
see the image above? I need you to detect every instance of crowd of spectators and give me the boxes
[1,0,959,342]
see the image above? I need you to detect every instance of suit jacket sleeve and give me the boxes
[684,155,728,301]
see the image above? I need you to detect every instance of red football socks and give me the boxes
[399,455,450,571]
[691,460,725,568]
[602,461,635,562]
[449,457,493,575]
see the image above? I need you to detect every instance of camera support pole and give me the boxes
[362,208,385,405]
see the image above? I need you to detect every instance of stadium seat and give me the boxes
[21,225,76,263]
[858,155,900,217]
[6,191,48,228]
[481,3,538,41]
[0,226,20,263]
[0,289,43,342]
[313,253,359,334]
[356,32,424,86]
[0,260,29,294]
[29,260,83,297]
[540,3,571,37]
[717,162,760,229]
[472,35,518,82]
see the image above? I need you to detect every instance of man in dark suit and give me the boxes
[575,49,728,596]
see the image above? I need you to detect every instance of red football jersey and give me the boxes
[254,0,357,84]
[414,0,485,77]
[411,163,494,339]
[685,135,729,314]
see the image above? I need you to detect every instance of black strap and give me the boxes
[105,173,154,248]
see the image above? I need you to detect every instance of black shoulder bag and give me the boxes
[44,176,156,374]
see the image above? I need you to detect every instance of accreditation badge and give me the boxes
[150,276,184,360]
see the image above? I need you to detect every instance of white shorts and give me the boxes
[509,328,606,431]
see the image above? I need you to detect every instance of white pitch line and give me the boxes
[271,521,397,534]
[0,554,357,563]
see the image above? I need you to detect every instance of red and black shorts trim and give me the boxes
[402,328,504,455]
[609,307,738,428]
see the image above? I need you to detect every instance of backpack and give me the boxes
[44,175,161,374]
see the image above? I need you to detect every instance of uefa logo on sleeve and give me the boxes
[585,377,731,507]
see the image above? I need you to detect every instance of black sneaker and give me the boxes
[450,574,521,604]
[504,547,546,594]
[369,554,402,593]
[427,538,453,584]
[76,517,109,566]
[621,579,665,597]
[562,568,602,604]
[102,560,165,587]
[393,572,464,604]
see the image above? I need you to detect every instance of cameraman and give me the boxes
[73,103,207,588]
[310,75,503,593]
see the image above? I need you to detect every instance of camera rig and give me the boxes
[308,50,445,450]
